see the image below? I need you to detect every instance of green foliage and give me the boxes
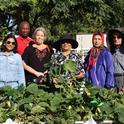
[1,61,124,123]
[1,0,124,42]
[1,82,124,123]
[63,60,76,73]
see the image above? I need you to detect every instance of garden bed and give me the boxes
[0,83,124,124]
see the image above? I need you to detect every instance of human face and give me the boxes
[61,41,72,52]
[92,35,103,48]
[19,23,30,38]
[113,35,122,46]
[35,31,46,45]
[5,38,16,52]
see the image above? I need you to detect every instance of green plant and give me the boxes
[1,61,124,123]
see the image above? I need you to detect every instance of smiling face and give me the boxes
[61,40,72,52]
[5,38,16,52]
[19,22,30,38]
[34,30,46,45]
[92,35,103,48]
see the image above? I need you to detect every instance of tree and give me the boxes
[0,0,124,42]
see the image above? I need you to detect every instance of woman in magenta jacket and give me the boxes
[84,32,115,88]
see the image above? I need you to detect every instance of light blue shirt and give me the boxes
[0,52,26,88]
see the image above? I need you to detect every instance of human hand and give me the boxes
[52,77,59,84]
[43,70,48,76]
[76,72,83,80]
[35,72,44,77]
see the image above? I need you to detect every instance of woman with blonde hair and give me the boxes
[22,27,53,85]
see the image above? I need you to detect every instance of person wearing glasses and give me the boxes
[51,34,84,83]
[107,29,124,92]
[0,34,26,88]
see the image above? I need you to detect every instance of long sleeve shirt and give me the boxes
[0,52,26,88]
[113,48,124,74]
[84,47,115,88]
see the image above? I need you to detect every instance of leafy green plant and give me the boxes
[1,61,124,123]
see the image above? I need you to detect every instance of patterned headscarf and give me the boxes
[87,32,104,71]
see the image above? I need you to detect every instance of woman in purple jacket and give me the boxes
[84,32,115,88]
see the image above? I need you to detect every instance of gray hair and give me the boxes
[32,27,47,40]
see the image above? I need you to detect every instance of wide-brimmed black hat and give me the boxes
[54,34,78,50]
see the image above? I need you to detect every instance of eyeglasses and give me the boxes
[6,41,16,45]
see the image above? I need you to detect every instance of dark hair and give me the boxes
[1,33,17,53]
[107,30,124,53]
[112,31,123,39]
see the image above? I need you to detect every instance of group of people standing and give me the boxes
[0,21,124,93]
[84,29,124,93]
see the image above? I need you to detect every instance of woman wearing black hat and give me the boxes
[107,29,124,92]
[51,34,84,82]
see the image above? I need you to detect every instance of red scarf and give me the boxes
[87,47,101,71]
